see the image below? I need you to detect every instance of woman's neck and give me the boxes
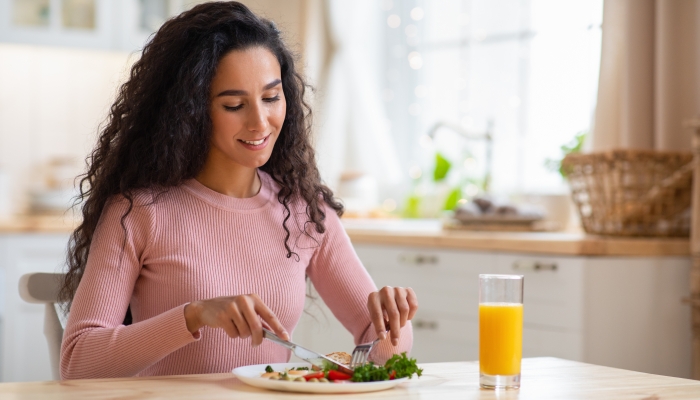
[195,150,261,198]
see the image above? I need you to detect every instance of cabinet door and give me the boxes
[409,310,478,363]
[495,253,585,331]
[355,244,495,319]
[0,0,117,49]
[0,234,70,382]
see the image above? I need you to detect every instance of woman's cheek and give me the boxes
[274,100,287,130]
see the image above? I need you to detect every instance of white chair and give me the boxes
[18,273,67,380]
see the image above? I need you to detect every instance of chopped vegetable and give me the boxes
[265,365,274,373]
[350,363,389,382]
[303,371,325,381]
[385,353,423,379]
[328,370,352,381]
[351,353,422,382]
[287,370,308,376]
[291,366,309,371]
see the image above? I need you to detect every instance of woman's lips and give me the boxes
[238,134,270,151]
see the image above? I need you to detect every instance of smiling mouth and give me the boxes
[238,135,269,146]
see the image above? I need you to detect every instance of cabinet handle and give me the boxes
[413,320,439,330]
[512,260,557,271]
[399,254,438,266]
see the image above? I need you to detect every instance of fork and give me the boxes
[349,326,390,369]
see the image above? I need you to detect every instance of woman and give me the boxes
[59,2,417,380]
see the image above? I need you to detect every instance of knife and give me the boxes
[262,328,355,375]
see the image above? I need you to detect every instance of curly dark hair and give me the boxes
[59,1,343,308]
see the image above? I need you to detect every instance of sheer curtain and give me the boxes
[302,0,402,197]
[592,0,700,151]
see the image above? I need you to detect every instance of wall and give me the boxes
[0,43,134,214]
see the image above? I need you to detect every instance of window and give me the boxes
[382,0,602,197]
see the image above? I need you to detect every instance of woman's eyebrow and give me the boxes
[216,79,282,97]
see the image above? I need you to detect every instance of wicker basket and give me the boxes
[561,150,693,237]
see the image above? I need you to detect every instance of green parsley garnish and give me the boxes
[264,365,274,373]
[385,352,423,379]
[351,362,389,382]
[350,352,423,382]
[291,366,309,371]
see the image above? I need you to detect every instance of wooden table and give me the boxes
[1,358,699,399]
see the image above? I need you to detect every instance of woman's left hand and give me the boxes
[367,286,418,346]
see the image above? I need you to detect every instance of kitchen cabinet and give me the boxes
[0,233,69,383]
[0,0,187,52]
[293,244,692,379]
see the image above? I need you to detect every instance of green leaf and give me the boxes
[402,195,422,219]
[443,187,461,211]
[433,153,451,182]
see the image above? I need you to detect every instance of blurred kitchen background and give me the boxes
[0,0,606,226]
[1,0,699,385]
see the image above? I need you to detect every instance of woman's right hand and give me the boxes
[183,293,289,346]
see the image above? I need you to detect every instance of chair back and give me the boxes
[18,273,67,380]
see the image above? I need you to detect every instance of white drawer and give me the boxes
[495,254,585,330]
[408,310,478,363]
[523,327,583,361]
[355,245,496,318]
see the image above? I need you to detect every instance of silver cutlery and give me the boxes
[262,328,354,375]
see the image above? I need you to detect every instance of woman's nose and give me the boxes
[246,101,269,132]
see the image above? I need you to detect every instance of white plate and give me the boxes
[232,362,409,394]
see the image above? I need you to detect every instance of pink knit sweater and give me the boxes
[60,171,412,379]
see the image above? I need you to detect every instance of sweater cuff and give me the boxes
[164,303,202,342]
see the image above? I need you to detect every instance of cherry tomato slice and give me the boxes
[328,370,352,381]
[303,371,325,381]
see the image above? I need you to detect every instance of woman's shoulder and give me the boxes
[105,188,168,210]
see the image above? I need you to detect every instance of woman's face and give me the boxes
[208,46,286,169]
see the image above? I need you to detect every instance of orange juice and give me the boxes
[479,303,523,376]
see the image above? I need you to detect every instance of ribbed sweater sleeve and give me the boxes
[306,205,413,363]
[60,194,199,380]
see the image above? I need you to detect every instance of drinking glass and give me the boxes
[479,274,524,390]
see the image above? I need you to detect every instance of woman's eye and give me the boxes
[263,95,280,103]
[224,105,243,111]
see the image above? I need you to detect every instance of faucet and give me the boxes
[426,120,493,192]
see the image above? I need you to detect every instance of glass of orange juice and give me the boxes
[479,274,524,390]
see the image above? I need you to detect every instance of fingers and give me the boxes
[371,286,419,347]
[406,287,419,321]
[239,296,264,346]
[228,301,251,340]
[394,287,410,329]
[220,318,240,339]
[379,287,401,345]
[367,292,387,340]
[195,294,287,347]
[253,294,289,341]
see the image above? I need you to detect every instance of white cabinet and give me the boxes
[0,0,188,52]
[0,233,70,382]
[294,244,692,379]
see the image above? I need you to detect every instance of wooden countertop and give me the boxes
[344,219,690,257]
[0,216,690,257]
[0,214,79,234]
[1,358,699,399]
